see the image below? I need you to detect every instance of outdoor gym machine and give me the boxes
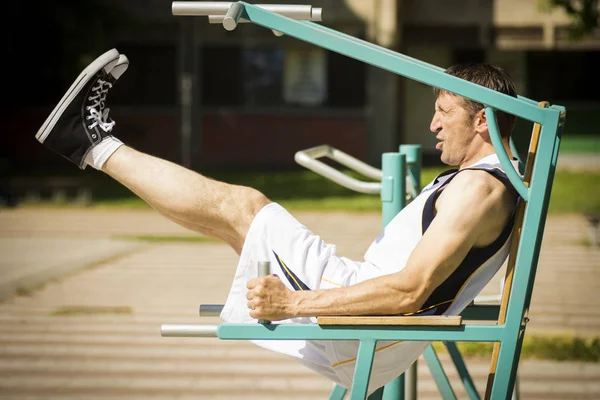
[161,2,566,400]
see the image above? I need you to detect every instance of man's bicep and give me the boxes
[403,180,495,303]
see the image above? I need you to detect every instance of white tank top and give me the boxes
[364,154,520,316]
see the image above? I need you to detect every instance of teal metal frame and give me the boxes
[172,2,565,399]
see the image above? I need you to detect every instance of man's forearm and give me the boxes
[290,276,423,317]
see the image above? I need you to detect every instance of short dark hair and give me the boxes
[433,63,517,138]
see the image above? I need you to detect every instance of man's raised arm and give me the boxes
[247,170,513,321]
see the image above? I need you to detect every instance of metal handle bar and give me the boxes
[172,2,322,21]
[295,145,381,194]
[295,145,415,196]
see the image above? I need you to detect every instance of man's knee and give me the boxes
[227,186,271,242]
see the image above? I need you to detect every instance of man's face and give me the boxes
[429,93,477,166]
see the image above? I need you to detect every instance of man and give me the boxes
[36,48,519,392]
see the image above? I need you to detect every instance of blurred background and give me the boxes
[1,0,599,399]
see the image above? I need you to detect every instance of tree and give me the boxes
[548,0,600,38]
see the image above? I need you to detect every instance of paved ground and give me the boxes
[0,207,598,399]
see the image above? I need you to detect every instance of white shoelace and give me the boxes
[86,79,115,132]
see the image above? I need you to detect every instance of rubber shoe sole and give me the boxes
[36,49,120,144]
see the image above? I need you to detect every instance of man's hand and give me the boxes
[246,275,297,321]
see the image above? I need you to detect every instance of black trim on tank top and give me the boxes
[416,167,517,315]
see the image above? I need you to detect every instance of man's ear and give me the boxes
[474,109,489,137]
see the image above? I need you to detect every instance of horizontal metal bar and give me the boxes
[199,304,224,316]
[217,323,504,342]
[209,8,321,24]
[173,2,321,21]
[161,324,218,337]
[295,145,382,194]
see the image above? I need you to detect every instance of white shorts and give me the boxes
[220,203,429,393]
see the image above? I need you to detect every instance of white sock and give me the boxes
[84,136,123,170]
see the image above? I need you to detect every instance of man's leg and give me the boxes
[35,49,269,253]
[102,145,270,253]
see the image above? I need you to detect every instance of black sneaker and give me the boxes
[36,49,128,169]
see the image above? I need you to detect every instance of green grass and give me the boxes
[560,134,600,154]
[432,334,600,362]
[92,167,598,214]
[548,170,600,214]
[8,165,599,214]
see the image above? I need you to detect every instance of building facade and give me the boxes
[8,0,599,170]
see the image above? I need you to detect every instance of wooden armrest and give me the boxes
[317,316,462,326]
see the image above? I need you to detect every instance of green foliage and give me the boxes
[546,0,600,38]
[433,334,600,362]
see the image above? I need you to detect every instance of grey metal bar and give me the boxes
[199,304,224,316]
[223,2,244,30]
[173,2,320,21]
[161,324,218,337]
[208,8,321,24]
[295,145,382,194]
[258,260,270,277]
[405,362,417,400]
[257,261,271,325]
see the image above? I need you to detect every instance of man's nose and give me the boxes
[430,114,441,133]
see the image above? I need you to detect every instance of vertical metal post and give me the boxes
[178,17,200,169]
[381,151,406,400]
[381,153,405,228]
[400,144,422,195]
[399,144,421,400]
[350,340,378,400]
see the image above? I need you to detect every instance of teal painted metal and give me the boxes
[381,153,406,228]
[239,2,551,124]
[382,376,405,400]
[351,340,377,399]
[381,151,408,400]
[217,324,503,341]
[173,3,565,398]
[400,144,422,198]
[491,112,562,399]
[509,137,523,173]
[445,342,480,400]
[485,107,528,200]
[328,384,347,400]
[422,346,456,399]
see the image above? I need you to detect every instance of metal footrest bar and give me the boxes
[199,304,224,316]
[161,324,218,337]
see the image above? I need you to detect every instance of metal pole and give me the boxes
[399,144,421,400]
[258,261,271,325]
[400,144,422,194]
[381,153,405,228]
[381,152,406,400]
[178,17,199,169]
